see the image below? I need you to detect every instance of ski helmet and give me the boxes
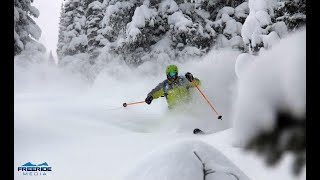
[166,65,178,81]
[166,65,178,74]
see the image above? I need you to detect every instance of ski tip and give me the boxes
[193,128,199,134]
[193,128,204,134]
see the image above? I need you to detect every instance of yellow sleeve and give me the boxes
[147,81,165,99]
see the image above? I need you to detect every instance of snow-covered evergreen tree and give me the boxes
[84,0,104,60]
[57,3,67,60]
[98,0,248,65]
[54,0,306,68]
[116,1,160,64]
[274,0,306,31]
[60,0,88,59]
[211,1,248,50]
[96,0,141,64]
[167,1,213,54]
[99,0,139,43]
[240,0,278,55]
[240,0,305,55]
[14,0,45,56]
[83,0,98,8]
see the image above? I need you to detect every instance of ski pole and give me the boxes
[123,101,145,107]
[191,80,222,120]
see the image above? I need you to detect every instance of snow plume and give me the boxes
[234,52,255,79]
[232,28,305,147]
[14,46,240,137]
[14,41,47,66]
[90,47,241,133]
[14,56,88,94]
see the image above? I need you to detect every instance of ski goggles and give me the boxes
[168,72,177,77]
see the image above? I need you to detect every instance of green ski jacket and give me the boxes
[147,76,201,109]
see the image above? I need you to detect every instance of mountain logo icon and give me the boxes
[37,162,48,166]
[22,162,37,166]
[21,162,49,166]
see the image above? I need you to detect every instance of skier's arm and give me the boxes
[147,81,165,99]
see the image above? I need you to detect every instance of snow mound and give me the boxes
[124,140,251,180]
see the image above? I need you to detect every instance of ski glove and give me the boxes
[185,72,194,82]
[145,95,153,105]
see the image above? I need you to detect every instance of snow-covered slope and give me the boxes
[14,29,305,180]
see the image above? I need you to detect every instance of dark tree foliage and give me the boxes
[246,110,306,175]
[274,0,306,31]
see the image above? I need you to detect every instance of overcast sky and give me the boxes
[33,0,64,60]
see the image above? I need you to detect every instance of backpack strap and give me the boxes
[163,80,170,98]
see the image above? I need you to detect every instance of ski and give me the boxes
[193,128,205,135]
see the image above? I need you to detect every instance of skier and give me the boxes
[145,64,201,110]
